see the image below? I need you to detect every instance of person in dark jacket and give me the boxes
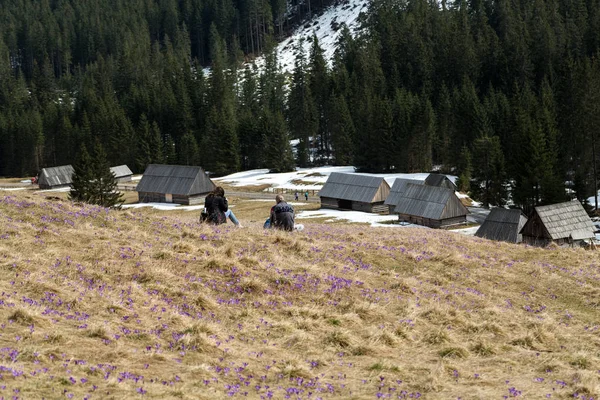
[270,194,294,231]
[203,186,241,226]
[204,187,228,225]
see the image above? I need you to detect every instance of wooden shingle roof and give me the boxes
[110,165,133,178]
[384,178,424,206]
[319,173,389,203]
[475,208,527,243]
[135,164,215,196]
[529,201,594,240]
[38,165,74,188]
[424,173,457,191]
[392,184,468,220]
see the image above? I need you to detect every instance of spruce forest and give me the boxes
[1,0,600,210]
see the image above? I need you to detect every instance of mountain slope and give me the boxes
[254,0,368,73]
[0,191,599,399]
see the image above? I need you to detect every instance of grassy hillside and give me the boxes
[0,192,599,399]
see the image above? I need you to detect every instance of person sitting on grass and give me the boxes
[268,194,295,231]
[202,186,241,227]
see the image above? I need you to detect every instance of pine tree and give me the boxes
[69,143,95,203]
[69,141,124,208]
[471,135,507,207]
[455,146,472,193]
[90,140,124,208]
[308,35,330,163]
[538,79,565,205]
[288,40,317,167]
[136,114,154,172]
[328,95,355,165]
[263,109,294,172]
[178,131,199,165]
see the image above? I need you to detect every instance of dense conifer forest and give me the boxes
[2,0,600,210]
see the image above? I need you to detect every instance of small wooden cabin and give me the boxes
[424,173,457,191]
[136,164,215,205]
[110,165,133,182]
[384,178,424,214]
[38,165,74,189]
[391,184,468,228]
[319,172,390,213]
[520,201,594,247]
[475,208,528,243]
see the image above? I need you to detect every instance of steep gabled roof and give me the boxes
[475,208,527,243]
[136,164,215,196]
[318,172,389,203]
[385,178,424,206]
[526,201,594,241]
[392,184,468,220]
[424,173,457,191]
[38,165,74,188]
[110,165,133,178]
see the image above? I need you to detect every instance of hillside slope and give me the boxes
[267,0,368,73]
[1,192,599,399]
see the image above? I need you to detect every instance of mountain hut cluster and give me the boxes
[34,165,597,248]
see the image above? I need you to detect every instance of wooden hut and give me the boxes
[384,178,424,214]
[136,164,215,205]
[520,201,595,247]
[38,165,74,189]
[390,183,468,228]
[424,173,457,191]
[110,165,133,182]
[475,208,528,243]
[319,172,390,213]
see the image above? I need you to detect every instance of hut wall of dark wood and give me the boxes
[321,197,340,210]
[138,192,204,205]
[321,197,389,213]
[173,194,204,205]
[318,173,390,214]
[398,214,466,228]
[138,192,166,203]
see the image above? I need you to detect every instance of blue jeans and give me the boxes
[225,210,240,226]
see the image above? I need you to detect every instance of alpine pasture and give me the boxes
[1,191,599,399]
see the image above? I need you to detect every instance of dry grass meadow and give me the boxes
[1,190,600,399]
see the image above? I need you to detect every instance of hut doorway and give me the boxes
[338,199,352,210]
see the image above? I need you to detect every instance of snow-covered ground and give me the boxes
[214,166,442,191]
[122,203,204,211]
[252,0,369,73]
[35,187,71,193]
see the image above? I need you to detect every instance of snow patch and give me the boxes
[122,203,204,211]
[252,0,369,73]
[35,187,71,193]
[296,209,398,226]
[215,166,450,191]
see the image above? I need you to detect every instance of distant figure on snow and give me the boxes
[202,186,241,227]
[304,191,309,201]
[295,191,299,201]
